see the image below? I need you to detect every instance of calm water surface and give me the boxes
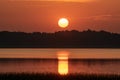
[0,49,120,75]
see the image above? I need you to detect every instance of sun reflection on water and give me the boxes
[57,51,69,75]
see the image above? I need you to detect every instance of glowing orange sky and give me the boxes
[0,0,120,33]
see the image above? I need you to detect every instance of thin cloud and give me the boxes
[10,0,97,2]
[81,15,120,21]
[92,15,120,21]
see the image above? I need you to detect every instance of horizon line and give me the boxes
[0,29,119,34]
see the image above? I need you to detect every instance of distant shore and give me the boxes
[0,30,120,48]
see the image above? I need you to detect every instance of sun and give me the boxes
[58,18,69,28]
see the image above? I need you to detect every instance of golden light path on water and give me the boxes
[57,51,69,75]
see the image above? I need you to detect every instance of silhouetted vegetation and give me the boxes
[0,30,120,48]
[0,73,120,80]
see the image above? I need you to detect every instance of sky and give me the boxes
[0,0,120,33]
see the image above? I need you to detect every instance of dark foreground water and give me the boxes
[0,49,120,75]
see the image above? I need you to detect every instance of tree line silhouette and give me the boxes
[0,30,120,48]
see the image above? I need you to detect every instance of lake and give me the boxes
[0,49,120,75]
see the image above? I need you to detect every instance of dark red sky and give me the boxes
[0,0,120,33]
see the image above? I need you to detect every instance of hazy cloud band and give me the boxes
[10,0,97,2]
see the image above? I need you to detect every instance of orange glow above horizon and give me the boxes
[0,0,120,33]
[57,51,69,75]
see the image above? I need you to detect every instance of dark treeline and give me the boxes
[0,30,120,48]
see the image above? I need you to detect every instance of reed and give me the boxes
[0,73,119,80]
